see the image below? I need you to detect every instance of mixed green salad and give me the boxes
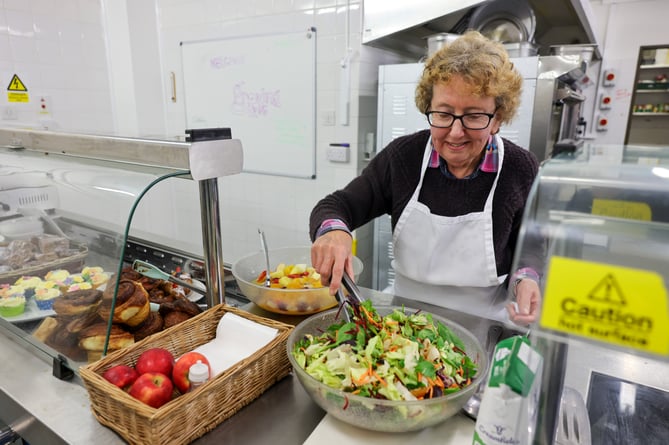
[292,301,478,401]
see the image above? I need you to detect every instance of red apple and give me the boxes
[172,351,211,393]
[128,372,173,408]
[102,364,139,389]
[135,348,174,377]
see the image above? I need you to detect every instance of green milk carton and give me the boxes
[472,335,543,445]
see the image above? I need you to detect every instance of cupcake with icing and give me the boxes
[34,281,61,310]
[81,267,110,289]
[0,295,26,317]
[81,266,104,279]
[14,276,43,299]
[44,269,72,292]
[66,281,93,292]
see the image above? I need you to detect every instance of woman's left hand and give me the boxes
[506,278,540,325]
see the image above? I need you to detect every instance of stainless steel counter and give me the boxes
[0,286,587,445]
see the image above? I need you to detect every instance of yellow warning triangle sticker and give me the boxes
[540,256,669,356]
[588,274,626,305]
[7,74,27,92]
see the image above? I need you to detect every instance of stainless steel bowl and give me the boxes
[288,306,489,432]
[231,246,363,315]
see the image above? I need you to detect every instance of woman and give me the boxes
[310,31,543,324]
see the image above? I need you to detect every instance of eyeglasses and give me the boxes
[425,110,496,130]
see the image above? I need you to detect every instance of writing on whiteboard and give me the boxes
[210,55,245,69]
[231,81,281,118]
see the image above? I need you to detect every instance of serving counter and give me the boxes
[1,130,668,444]
[1,287,493,445]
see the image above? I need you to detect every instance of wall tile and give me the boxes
[5,10,34,37]
[3,0,31,12]
[8,35,38,63]
[36,39,61,65]
[0,9,8,36]
[33,13,60,40]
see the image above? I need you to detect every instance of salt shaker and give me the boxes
[188,360,210,392]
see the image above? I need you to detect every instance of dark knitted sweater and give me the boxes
[309,130,541,277]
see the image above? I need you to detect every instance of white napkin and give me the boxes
[192,312,278,377]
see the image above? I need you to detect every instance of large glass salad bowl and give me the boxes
[288,305,489,432]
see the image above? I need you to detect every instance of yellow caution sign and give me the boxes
[7,74,29,103]
[592,198,652,221]
[540,256,669,356]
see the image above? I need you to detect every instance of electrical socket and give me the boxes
[38,95,52,115]
[327,144,349,163]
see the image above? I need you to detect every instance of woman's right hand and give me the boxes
[311,230,354,296]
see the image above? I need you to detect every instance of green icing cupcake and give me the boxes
[0,295,26,317]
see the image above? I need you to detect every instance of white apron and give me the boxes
[391,135,507,312]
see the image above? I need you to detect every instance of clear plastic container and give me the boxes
[188,360,210,392]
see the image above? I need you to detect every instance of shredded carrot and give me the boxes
[372,370,387,387]
[360,306,383,328]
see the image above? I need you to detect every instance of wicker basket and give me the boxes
[80,304,293,445]
[0,242,88,284]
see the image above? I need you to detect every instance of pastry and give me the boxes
[99,279,150,327]
[162,310,192,329]
[78,322,135,362]
[119,266,142,282]
[32,316,59,343]
[53,288,103,318]
[65,311,102,334]
[159,296,203,318]
[49,324,88,362]
[0,294,26,317]
[35,234,69,254]
[131,311,164,341]
[148,286,177,304]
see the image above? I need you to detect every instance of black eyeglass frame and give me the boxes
[425,110,497,130]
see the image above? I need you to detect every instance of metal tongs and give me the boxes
[335,271,364,323]
[132,259,207,296]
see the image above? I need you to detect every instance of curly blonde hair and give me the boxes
[415,31,522,125]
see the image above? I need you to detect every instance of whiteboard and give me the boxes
[181,29,317,178]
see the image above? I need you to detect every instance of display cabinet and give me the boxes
[626,44,669,145]
[0,127,242,379]
[512,143,669,444]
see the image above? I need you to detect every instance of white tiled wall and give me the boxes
[143,0,407,268]
[0,0,113,133]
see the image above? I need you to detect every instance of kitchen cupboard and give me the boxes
[625,45,669,145]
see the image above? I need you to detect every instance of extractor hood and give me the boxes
[362,0,601,61]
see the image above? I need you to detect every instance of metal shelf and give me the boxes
[640,63,669,69]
